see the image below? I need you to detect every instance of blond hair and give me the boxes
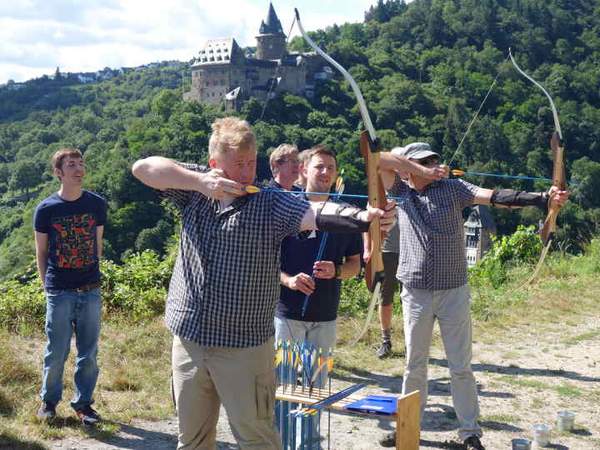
[208,117,256,157]
[52,147,83,171]
[269,144,299,172]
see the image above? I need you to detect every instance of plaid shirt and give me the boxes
[162,163,310,348]
[388,176,479,290]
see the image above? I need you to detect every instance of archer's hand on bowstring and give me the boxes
[364,199,397,233]
[548,186,569,208]
[420,164,450,181]
[199,169,247,200]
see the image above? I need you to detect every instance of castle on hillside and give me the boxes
[183,3,332,108]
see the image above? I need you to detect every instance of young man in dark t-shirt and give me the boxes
[34,148,107,425]
[275,145,362,384]
[275,145,362,447]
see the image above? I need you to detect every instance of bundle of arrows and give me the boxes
[274,340,365,449]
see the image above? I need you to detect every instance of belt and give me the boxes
[73,282,101,293]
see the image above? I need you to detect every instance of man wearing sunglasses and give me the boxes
[376,142,569,450]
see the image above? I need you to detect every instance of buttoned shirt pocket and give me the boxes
[221,209,275,253]
[428,200,461,235]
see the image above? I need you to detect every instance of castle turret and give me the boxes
[256,3,286,60]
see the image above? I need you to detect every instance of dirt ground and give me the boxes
[46,315,600,450]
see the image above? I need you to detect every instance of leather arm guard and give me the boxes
[490,189,549,211]
[315,203,370,233]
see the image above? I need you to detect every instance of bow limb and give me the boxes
[509,50,566,243]
[295,8,386,291]
[524,135,566,285]
[509,49,567,281]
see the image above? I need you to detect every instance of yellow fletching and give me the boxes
[327,357,334,371]
[244,185,260,194]
[274,349,283,366]
[335,177,343,192]
[451,169,465,177]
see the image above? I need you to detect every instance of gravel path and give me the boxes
[48,319,600,450]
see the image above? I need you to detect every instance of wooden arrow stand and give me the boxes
[275,387,420,450]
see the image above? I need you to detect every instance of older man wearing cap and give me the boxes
[376,143,569,450]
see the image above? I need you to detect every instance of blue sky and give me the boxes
[0,0,379,84]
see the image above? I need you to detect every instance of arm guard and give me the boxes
[490,189,549,210]
[315,203,370,233]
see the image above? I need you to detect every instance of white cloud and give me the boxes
[0,0,378,84]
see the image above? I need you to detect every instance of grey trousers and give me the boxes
[401,284,482,441]
[172,336,281,450]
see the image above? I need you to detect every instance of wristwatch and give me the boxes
[334,263,342,279]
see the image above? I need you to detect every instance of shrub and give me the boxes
[0,280,46,333]
[339,277,371,316]
[101,250,173,320]
[469,225,542,288]
[0,249,175,332]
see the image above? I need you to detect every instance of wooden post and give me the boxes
[396,390,420,450]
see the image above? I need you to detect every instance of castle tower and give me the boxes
[256,2,286,60]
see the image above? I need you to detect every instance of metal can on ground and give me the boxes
[556,410,575,432]
[532,423,551,447]
[511,438,532,450]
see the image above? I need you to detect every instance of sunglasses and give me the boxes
[418,156,440,166]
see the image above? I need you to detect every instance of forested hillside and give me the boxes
[1,0,599,280]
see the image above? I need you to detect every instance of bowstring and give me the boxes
[446,52,511,167]
[258,15,297,121]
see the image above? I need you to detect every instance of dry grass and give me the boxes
[333,257,600,395]
[0,318,172,445]
[2,253,599,448]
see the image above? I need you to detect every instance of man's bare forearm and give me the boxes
[36,253,47,288]
[280,271,291,288]
[132,156,204,191]
[379,152,427,175]
[34,232,49,288]
[379,152,448,190]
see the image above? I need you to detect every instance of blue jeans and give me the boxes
[40,287,102,410]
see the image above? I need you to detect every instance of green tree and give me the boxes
[8,160,43,195]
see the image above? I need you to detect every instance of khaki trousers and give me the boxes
[172,336,281,450]
[401,284,482,441]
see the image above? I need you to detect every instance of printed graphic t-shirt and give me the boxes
[34,191,107,290]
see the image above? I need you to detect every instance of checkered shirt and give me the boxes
[388,176,479,290]
[161,163,310,348]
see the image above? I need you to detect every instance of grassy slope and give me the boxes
[1,247,599,448]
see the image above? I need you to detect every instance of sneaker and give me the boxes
[378,431,396,447]
[464,435,485,450]
[75,405,101,425]
[36,402,56,421]
[376,340,392,359]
